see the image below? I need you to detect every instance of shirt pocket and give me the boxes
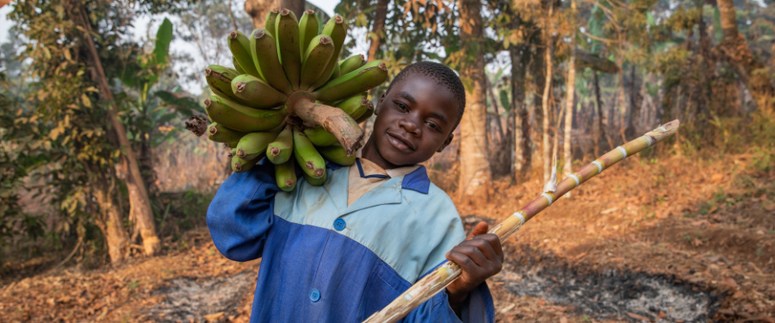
[357,259,411,321]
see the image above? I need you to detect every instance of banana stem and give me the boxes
[286,91,364,155]
[362,120,681,323]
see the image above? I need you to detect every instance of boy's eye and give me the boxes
[427,121,441,131]
[395,101,408,111]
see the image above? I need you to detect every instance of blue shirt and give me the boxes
[207,159,495,323]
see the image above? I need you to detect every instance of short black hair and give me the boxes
[385,61,466,128]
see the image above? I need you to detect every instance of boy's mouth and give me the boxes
[386,131,416,152]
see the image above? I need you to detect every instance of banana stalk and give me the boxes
[362,120,681,323]
[286,91,364,155]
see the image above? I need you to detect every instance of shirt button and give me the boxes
[310,289,321,302]
[333,219,346,231]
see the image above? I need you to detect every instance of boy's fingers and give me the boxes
[457,244,489,267]
[446,251,482,275]
[466,221,489,240]
[466,237,498,261]
[477,233,505,260]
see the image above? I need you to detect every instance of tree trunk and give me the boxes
[245,0,304,29]
[625,64,638,137]
[541,4,554,183]
[563,0,576,195]
[91,173,129,265]
[457,0,492,199]
[717,0,774,113]
[368,0,389,62]
[508,13,530,181]
[593,71,609,155]
[487,79,505,142]
[76,4,161,256]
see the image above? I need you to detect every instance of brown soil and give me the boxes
[1,152,774,322]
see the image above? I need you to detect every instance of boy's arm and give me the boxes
[400,206,497,323]
[207,160,280,262]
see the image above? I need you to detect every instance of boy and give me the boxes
[208,62,503,322]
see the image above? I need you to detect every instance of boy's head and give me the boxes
[368,61,466,167]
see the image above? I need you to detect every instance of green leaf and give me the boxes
[153,18,173,68]
[713,7,723,43]
[154,90,201,117]
[499,89,510,112]
[646,12,656,27]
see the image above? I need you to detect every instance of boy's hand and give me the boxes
[445,222,503,312]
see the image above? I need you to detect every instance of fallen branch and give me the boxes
[363,120,681,323]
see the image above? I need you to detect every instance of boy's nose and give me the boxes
[399,118,421,136]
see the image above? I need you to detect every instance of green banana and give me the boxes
[250,28,293,95]
[303,126,338,146]
[313,60,388,103]
[265,9,279,38]
[275,9,302,90]
[308,15,347,90]
[339,54,365,75]
[205,95,287,132]
[227,141,240,149]
[302,171,326,186]
[232,56,246,74]
[354,101,374,123]
[232,153,260,173]
[317,144,356,166]
[275,159,297,192]
[207,122,247,143]
[205,65,253,106]
[299,35,334,90]
[231,74,288,109]
[228,30,261,79]
[236,131,279,161]
[267,125,293,164]
[336,93,369,117]
[298,9,320,59]
[228,148,237,159]
[293,126,326,179]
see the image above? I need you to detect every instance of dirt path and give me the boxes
[1,153,773,322]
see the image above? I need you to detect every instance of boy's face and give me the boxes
[369,75,458,167]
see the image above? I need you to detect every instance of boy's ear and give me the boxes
[436,133,454,152]
[375,92,387,115]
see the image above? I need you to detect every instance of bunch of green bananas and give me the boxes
[201,8,387,191]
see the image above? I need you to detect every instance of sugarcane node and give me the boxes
[253,29,265,39]
[270,146,281,156]
[228,30,238,39]
[314,168,324,177]
[238,148,247,158]
[235,81,246,92]
[286,179,295,187]
[305,160,315,170]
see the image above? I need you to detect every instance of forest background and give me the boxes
[0,0,774,321]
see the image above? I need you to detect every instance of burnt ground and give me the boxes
[1,153,774,323]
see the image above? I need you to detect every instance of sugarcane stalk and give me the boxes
[362,120,680,323]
